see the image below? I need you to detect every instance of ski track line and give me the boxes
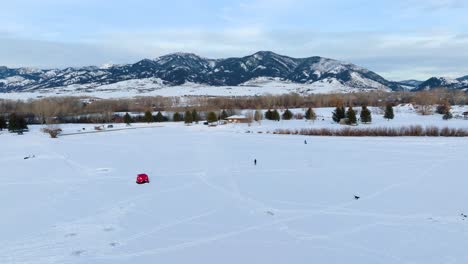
[332,239,409,264]
[61,191,153,226]
[292,209,458,224]
[0,239,70,264]
[297,221,399,241]
[0,176,129,186]
[196,172,274,212]
[36,140,96,178]
[195,167,461,238]
[271,199,332,208]
[0,191,153,251]
[58,180,196,226]
[280,224,409,263]
[0,255,64,264]
[93,215,306,259]
[197,166,460,228]
[0,182,198,259]
[0,175,198,255]
[117,210,217,246]
[326,157,450,212]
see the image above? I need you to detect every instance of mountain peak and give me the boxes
[162,52,200,58]
[415,76,468,91]
[252,51,278,56]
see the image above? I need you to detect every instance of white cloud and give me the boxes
[1,0,467,80]
[2,29,468,80]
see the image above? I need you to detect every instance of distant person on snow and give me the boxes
[304,140,307,144]
[254,159,257,165]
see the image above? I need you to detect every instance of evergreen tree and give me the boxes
[191,109,199,123]
[7,113,28,131]
[123,112,133,125]
[220,110,228,120]
[207,112,218,123]
[0,116,6,131]
[282,109,293,120]
[305,107,317,121]
[173,112,182,122]
[184,110,193,124]
[155,111,165,122]
[265,109,273,120]
[346,107,357,125]
[332,106,346,123]
[443,111,453,120]
[272,109,280,121]
[18,116,27,130]
[360,105,372,123]
[8,114,17,131]
[143,110,154,123]
[384,104,394,120]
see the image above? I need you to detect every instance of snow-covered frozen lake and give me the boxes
[1,121,468,264]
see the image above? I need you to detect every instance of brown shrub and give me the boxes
[275,126,467,137]
[41,127,62,138]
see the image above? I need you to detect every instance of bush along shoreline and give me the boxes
[273,126,468,137]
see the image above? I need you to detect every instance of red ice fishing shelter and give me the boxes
[136,173,150,184]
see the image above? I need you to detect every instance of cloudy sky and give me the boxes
[1,0,467,80]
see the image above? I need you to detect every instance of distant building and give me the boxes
[225,115,249,123]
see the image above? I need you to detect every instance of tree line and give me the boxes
[331,104,394,125]
[0,97,460,130]
[0,89,465,122]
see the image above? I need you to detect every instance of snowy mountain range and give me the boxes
[0,51,403,94]
[413,76,468,91]
[0,51,466,97]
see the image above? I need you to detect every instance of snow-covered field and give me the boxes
[0,78,390,100]
[1,111,468,264]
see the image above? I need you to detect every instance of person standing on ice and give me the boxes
[254,159,257,165]
[304,140,307,144]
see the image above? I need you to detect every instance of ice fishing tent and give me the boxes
[136,174,150,184]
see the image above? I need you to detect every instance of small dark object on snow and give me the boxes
[82,128,86,130]
[266,211,275,216]
[24,155,35,160]
[107,125,113,128]
[17,131,23,135]
[254,159,257,165]
[461,213,467,218]
[304,140,307,144]
[136,173,150,184]
[354,195,360,200]
[71,250,85,256]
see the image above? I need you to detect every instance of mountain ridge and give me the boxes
[0,51,403,93]
[1,51,467,94]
